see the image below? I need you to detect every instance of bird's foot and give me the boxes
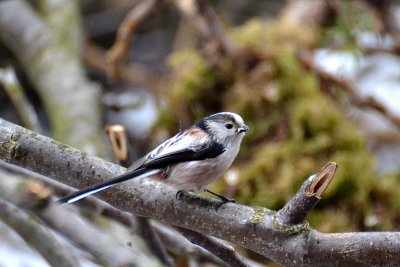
[175,190,185,199]
[176,190,196,199]
[204,188,235,203]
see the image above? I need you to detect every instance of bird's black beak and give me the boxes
[238,124,249,133]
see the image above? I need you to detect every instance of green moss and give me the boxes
[230,18,317,58]
[153,15,400,232]
[168,51,217,100]
[1,139,17,161]
[231,51,379,230]
[153,50,220,132]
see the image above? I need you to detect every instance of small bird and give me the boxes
[58,112,248,204]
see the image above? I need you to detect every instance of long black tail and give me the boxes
[57,168,159,204]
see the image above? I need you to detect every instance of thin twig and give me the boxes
[85,40,157,88]
[170,0,241,63]
[299,51,400,131]
[0,67,43,133]
[106,0,161,79]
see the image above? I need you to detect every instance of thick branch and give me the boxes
[1,118,400,266]
[38,0,83,57]
[308,231,400,265]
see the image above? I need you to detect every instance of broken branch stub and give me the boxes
[276,162,337,226]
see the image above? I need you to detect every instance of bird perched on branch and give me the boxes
[58,112,248,204]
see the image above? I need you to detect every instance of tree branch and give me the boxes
[0,159,226,266]
[106,0,161,78]
[0,67,43,133]
[38,0,83,58]
[0,168,164,267]
[175,227,250,267]
[1,118,400,266]
[170,0,241,63]
[0,197,80,267]
[85,40,157,89]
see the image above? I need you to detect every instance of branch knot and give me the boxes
[273,215,310,234]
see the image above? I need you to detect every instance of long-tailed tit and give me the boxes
[58,112,248,204]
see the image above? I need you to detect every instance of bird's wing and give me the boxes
[140,128,225,169]
[124,131,189,171]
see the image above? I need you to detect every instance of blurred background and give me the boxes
[1,0,400,266]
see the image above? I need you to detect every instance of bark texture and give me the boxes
[1,118,400,266]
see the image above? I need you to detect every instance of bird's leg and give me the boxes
[204,189,235,203]
[175,190,184,199]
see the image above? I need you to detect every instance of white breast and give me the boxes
[164,144,240,191]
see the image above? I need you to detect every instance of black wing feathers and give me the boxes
[143,142,225,169]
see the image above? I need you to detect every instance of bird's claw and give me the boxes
[176,190,184,199]
[218,195,235,203]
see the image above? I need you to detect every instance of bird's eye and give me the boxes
[225,123,233,129]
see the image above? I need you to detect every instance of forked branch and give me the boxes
[0,118,400,266]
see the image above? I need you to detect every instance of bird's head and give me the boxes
[196,112,249,146]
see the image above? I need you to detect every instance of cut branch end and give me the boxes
[105,124,129,162]
[306,162,337,198]
[277,162,338,226]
